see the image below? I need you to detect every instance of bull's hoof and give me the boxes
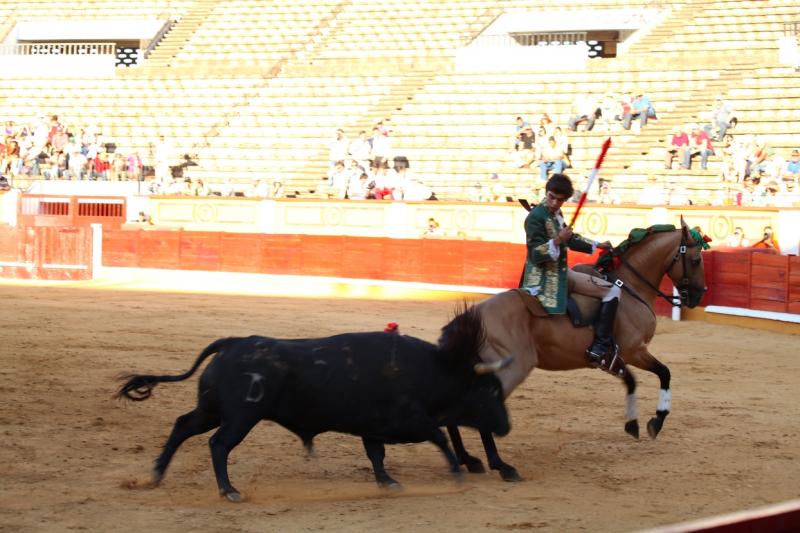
[378,480,403,491]
[151,468,165,487]
[462,456,486,474]
[223,491,243,503]
[647,417,664,439]
[624,419,640,439]
[495,464,522,482]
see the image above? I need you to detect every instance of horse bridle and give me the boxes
[608,230,701,308]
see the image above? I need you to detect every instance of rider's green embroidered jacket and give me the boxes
[520,202,594,314]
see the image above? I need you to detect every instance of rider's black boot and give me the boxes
[587,297,619,367]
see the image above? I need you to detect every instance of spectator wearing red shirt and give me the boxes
[682,124,714,170]
[664,126,689,169]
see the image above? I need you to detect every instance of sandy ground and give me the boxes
[1,283,799,532]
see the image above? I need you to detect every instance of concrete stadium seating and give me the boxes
[0,0,798,204]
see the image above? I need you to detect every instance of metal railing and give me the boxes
[0,42,115,56]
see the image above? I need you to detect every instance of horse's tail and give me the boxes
[115,337,235,402]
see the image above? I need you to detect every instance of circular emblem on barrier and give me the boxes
[709,214,733,240]
[195,203,216,223]
[454,209,472,229]
[583,212,607,237]
[324,207,343,226]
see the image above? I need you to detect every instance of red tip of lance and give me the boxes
[594,137,612,170]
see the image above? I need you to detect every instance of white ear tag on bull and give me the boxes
[244,372,265,403]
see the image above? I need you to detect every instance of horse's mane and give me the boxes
[594,223,710,274]
[594,224,677,274]
[437,303,487,366]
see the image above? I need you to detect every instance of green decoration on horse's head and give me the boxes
[689,227,712,250]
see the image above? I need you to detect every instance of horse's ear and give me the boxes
[680,215,689,238]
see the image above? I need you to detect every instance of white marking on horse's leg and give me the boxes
[657,388,672,412]
[625,393,638,421]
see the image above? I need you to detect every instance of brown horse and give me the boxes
[446,217,708,481]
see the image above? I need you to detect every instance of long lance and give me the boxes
[568,137,612,228]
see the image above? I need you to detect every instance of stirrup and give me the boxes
[586,343,624,375]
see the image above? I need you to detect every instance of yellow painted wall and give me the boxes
[146,197,789,249]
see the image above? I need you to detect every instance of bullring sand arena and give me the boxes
[1,277,799,532]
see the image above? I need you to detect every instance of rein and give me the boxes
[606,230,700,309]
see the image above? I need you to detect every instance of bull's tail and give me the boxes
[115,337,236,401]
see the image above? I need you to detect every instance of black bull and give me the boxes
[116,306,511,502]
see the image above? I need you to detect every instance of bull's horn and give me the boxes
[474,356,514,375]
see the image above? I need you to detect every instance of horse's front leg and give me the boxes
[644,355,671,439]
[446,425,485,473]
[480,431,522,482]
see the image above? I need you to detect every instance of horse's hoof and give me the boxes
[151,468,164,487]
[223,491,243,503]
[463,458,486,474]
[498,466,522,482]
[647,417,663,439]
[625,419,640,439]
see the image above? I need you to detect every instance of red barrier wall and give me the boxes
[99,229,800,317]
[0,225,93,280]
[103,229,528,288]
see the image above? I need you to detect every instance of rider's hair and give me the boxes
[546,173,574,197]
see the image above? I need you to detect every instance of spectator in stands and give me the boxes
[109,153,126,181]
[512,116,529,150]
[154,135,172,184]
[753,225,780,253]
[683,124,713,170]
[726,226,749,247]
[192,178,209,197]
[394,156,433,201]
[327,160,350,199]
[348,130,371,170]
[784,149,800,180]
[328,128,348,179]
[513,125,536,168]
[3,120,16,138]
[92,151,110,180]
[66,148,88,181]
[623,92,655,131]
[639,174,667,205]
[664,125,689,169]
[567,94,598,132]
[0,174,9,191]
[372,159,398,200]
[736,176,759,206]
[539,114,555,137]
[704,96,736,142]
[597,91,620,132]
[780,174,799,205]
[369,126,391,166]
[247,178,270,197]
[422,217,443,237]
[348,172,371,200]
[271,179,284,199]
[127,151,143,181]
[597,179,621,204]
[2,138,21,176]
[746,136,769,178]
[538,136,566,181]
[553,127,571,167]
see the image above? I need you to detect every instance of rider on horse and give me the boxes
[520,173,620,366]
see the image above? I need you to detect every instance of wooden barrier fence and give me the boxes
[101,229,800,316]
[0,225,93,280]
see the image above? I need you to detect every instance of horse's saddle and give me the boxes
[515,264,605,327]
